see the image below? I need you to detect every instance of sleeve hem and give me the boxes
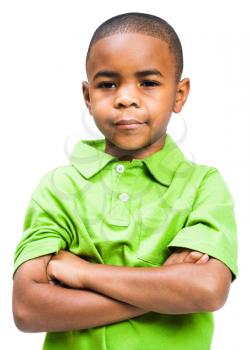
[167,240,238,282]
[13,239,66,277]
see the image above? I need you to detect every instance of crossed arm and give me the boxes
[12,248,232,333]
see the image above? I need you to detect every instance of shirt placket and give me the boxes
[107,162,131,227]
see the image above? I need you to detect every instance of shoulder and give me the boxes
[178,163,235,220]
[174,157,219,187]
[183,158,229,186]
[31,164,83,203]
[184,158,218,177]
[175,159,234,202]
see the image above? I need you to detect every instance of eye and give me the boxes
[97,82,116,89]
[140,80,160,87]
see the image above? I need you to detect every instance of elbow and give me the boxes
[200,277,230,312]
[13,303,33,332]
[12,294,40,333]
[206,290,229,312]
[201,295,223,313]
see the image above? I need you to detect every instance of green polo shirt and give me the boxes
[14,133,238,350]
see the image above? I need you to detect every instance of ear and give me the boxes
[173,78,190,113]
[82,81,92,115]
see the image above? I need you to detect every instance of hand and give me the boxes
[163,248,209,266]
[47,250,92,289]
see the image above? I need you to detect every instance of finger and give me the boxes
[164,249,191,265]
[195,254,210,264]
[174,250,191,264]
[184,251,204,263]
[163,252,182,265]
[48,278,56,285]
[163,255,176,265]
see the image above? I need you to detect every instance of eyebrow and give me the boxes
[93,69,164,81]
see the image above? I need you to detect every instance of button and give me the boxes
[116,164,125,173]
[119,192,129,202]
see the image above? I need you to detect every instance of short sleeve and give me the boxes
[13,170,73,275]
[168,167,238,281]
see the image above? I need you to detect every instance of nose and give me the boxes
[114,86,140,109]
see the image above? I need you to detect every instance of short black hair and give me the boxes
[85,12,183,83]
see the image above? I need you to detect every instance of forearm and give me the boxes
[13,281,148,333]
[85,262,215,314]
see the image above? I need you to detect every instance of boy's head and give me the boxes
[86,12,184,83]
[82,12,190,160]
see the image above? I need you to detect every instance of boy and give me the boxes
[12,12,238,350]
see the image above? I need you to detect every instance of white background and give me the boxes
[1,0,250,348]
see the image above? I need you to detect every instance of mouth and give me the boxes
[114,118,146,130]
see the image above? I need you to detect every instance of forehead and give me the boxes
[86,33,176,80]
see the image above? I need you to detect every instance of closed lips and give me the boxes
[115,119,143,125]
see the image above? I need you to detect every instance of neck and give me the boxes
[104,134,166,160]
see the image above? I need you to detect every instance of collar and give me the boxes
[142,133,186,186]
[69,138,115,178]
[69,133,186,186]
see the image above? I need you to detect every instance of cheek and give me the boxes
[90,94,112,116]
[146,99,172,123]
[145,91,174,112]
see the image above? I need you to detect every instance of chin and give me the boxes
[114,140,147,151]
